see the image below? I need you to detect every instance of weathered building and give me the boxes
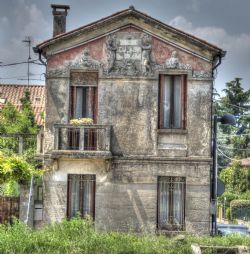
[34,5,225,234]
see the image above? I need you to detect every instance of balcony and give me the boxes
[52,124,112,159]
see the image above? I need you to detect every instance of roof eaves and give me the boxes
[37,7,224,54]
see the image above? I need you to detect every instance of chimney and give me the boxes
[51,4,70,37]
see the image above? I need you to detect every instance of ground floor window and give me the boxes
[157,176,185,231]
[67,174,95,219]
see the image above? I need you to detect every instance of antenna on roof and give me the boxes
[22,36,32,86]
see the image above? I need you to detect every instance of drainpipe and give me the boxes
[210,51,226,236]
[25,175,34,225]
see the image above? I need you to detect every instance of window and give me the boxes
[159,75,187,129]
[67,174,96,219]
[68,72,98,150]
[157,176,185,231]
[69,72,98,122]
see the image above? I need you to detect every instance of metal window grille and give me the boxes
[157,176,185,231]
[67,174,96,219]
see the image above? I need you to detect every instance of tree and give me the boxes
[0,89,40,196]
[219,160,250,195]
[214,78,250,168]
[0,90,38,134]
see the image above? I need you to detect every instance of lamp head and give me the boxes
[219,113,236,125]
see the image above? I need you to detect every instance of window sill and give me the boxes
[158,129,188,135]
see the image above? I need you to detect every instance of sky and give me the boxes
[0,0,250,93]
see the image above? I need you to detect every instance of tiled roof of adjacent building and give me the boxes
[241,157,250,167]
[0,84,45,126]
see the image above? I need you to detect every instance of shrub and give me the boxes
[239,190,250,200]
[0,218,249,254]
[230,200,250,221]
[218,191,240,206]
[0,152,44,184]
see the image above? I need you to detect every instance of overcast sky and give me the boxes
[0,0,250,93]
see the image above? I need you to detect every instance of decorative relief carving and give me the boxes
[192,70,212,79]
[103,32,154,76]
[47,68,69,77]
[67,48,101,70]
[47,33,211,79]
[106,34,117,73]
[141,34,153,75]
[165,51,192,70]
[47,48,101,77]
[71,72,98,86]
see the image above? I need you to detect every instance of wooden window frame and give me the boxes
[158,74,187,129]
[69,72,98,123]
[157,176,186,231]
[67,174,96,220]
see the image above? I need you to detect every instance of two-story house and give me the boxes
[33,5,225,234]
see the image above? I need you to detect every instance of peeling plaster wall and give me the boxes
[41,24,216,234]
[43,159,211,235]
[98,79,158,156]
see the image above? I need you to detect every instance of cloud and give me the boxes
[169,16,250,90]
[187,0,201,12]
[0,2,48,84]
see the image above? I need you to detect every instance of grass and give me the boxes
[0,218,249,254]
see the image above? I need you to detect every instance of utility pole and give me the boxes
[22,36,32,86]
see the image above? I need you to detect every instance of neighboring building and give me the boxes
[0,84,45,125]
[240,157,250,167]
[33,5,225,234]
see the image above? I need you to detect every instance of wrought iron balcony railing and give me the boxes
[54,124,111,152]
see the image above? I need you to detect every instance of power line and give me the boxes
[218,145,250,151]
[214,99,250,110]
[0,60,44,67]
[217,148,242,162]
[217,133,250,138]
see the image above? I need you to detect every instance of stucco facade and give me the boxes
[34,6,225,234]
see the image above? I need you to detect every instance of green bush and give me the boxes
[218,191,240,205]
[0,152,43,184]
[0,218,249,254]
[239,190,250,200]
[230,200,250,221]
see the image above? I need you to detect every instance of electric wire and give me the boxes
[218,145,250,151]
[217,148,242,161]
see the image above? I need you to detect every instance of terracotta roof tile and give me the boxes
[241,157,250,167]
[0,84,45,126]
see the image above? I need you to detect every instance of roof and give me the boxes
[241,157,250,167]
[0,84,45,126]
[37,7,224,56]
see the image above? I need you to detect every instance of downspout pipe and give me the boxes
[210,51,226,236]
[25,175,34,225]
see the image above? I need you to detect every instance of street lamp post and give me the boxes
[211,113,235,236]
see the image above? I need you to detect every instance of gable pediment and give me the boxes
[47,28,213,79]
[38,8,224,62]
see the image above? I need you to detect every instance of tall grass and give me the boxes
[0,218,249,254]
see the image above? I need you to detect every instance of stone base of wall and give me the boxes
[41,157,211,235]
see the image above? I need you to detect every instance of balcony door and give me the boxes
[69,72,98,150]
[69,72,98,122]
